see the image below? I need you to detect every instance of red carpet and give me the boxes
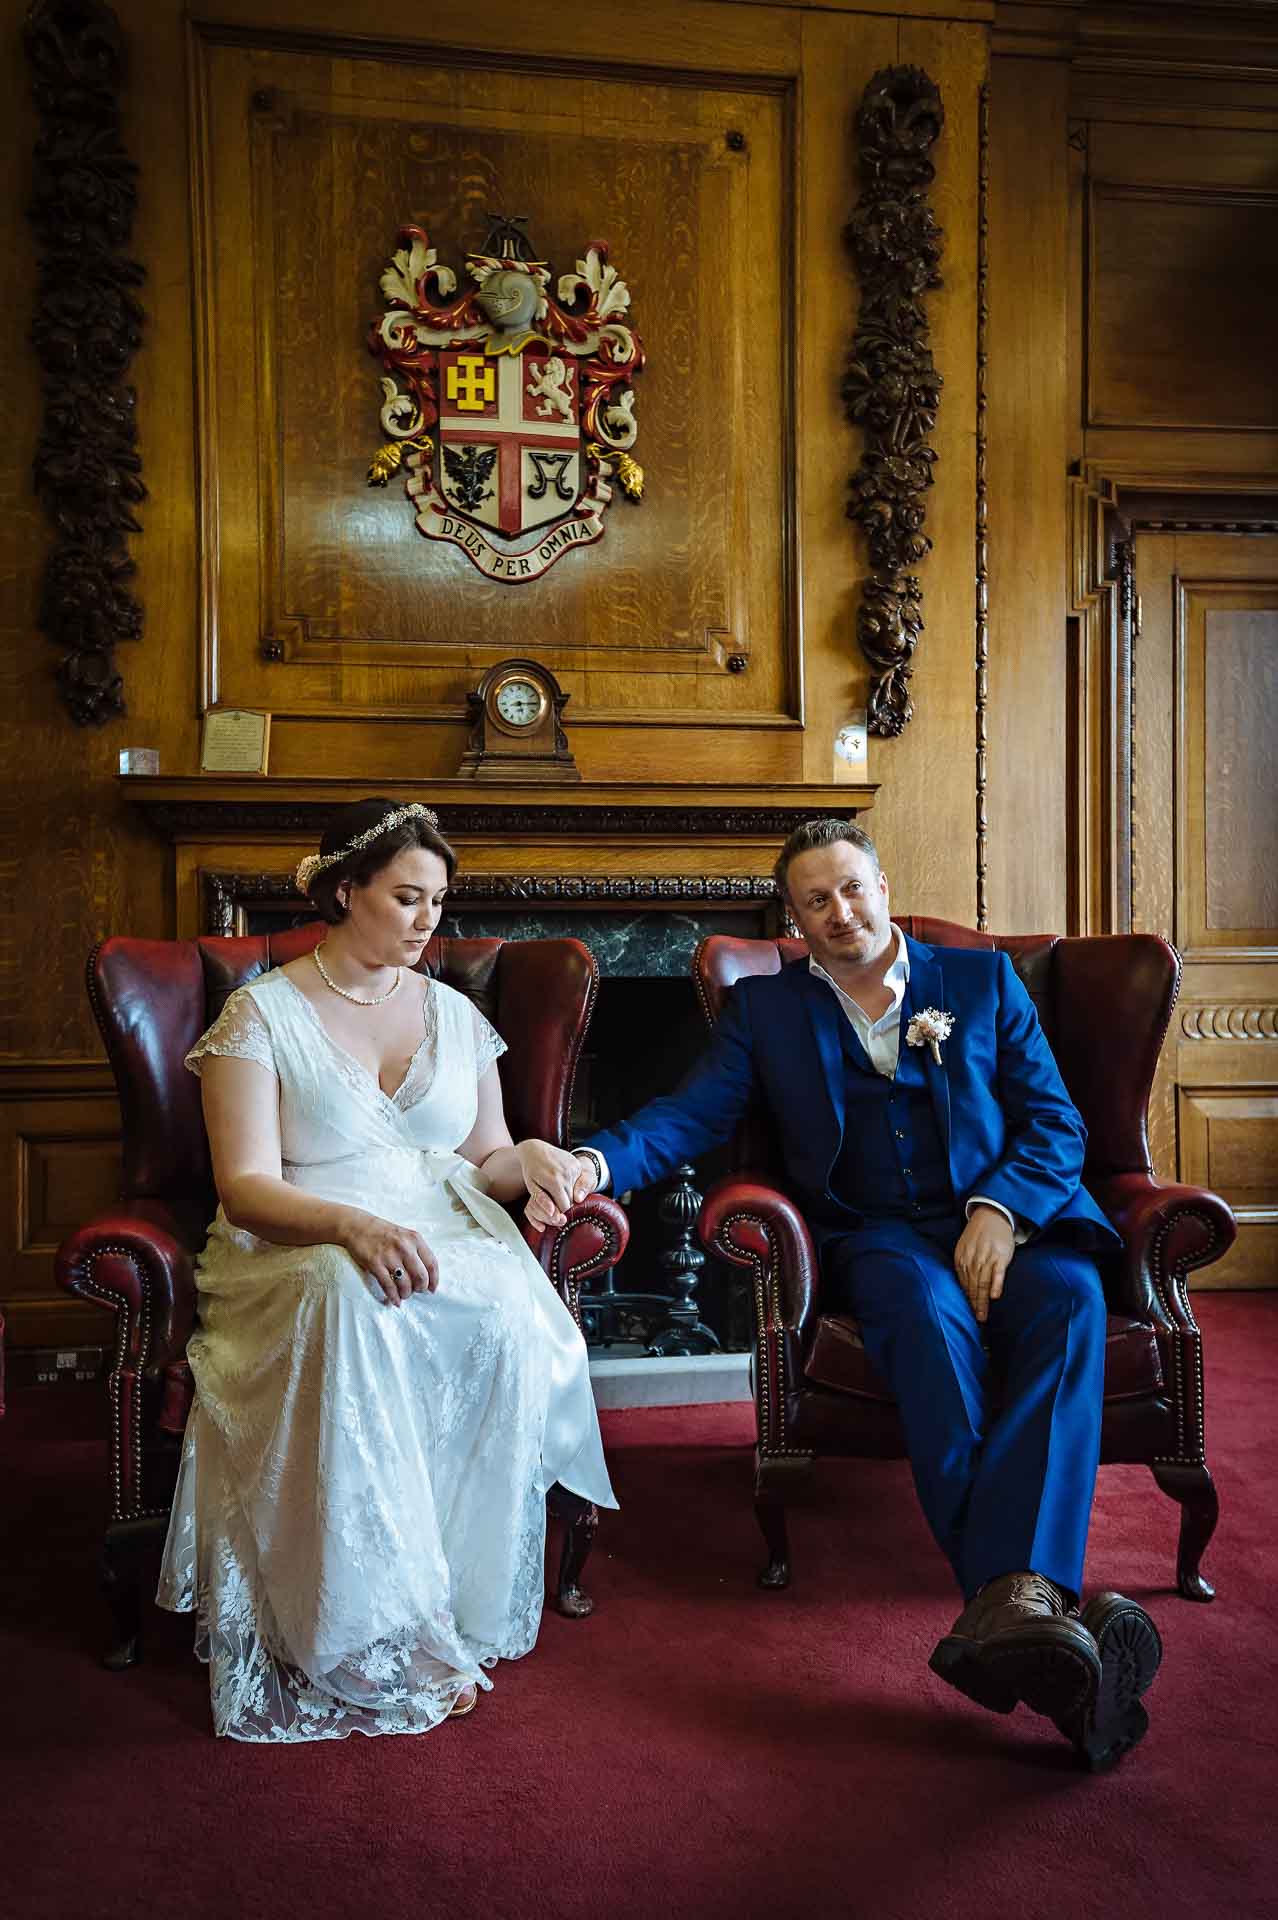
[2,1293,1276,1920]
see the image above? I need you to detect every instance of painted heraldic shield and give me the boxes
[367,220,645,584]
[437,348,582,538]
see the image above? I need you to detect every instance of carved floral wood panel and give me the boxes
[25,0,147,726]
[843,65,945,739]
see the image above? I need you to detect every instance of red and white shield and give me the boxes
[436,347,581,538]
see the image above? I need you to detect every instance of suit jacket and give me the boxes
[587,937,1120,1251]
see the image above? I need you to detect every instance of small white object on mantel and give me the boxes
[833,709,868,781]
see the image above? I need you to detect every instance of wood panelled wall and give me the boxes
[2,0,1276,1340]
[1005,0,1278,1285]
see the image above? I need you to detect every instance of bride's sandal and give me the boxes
[449,1683,479,1718]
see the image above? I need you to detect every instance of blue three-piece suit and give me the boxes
[587,936,1121,1601]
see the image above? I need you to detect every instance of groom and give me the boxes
[533,818,1161,1765]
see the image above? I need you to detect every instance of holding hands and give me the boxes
[335,1142,602,1300]
[518,1140,599,1231]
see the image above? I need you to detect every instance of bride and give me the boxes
[158,797,616,1742]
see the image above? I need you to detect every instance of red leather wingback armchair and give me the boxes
[695,919,1235,1604]
[57,923,628,1668]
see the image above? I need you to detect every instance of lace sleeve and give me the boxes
[470,1000,508,1079]
[185,989,276,1079]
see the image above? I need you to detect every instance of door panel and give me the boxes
[1133,529,1278,1287]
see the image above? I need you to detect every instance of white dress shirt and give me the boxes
[809,926,911,1076]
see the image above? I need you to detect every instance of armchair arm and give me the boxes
[55,1201,200,1525]
[699,1174,819,1340]
[1089,1173,1237,1328]
[524,1196,630,1329]
[55,1201,199,1374]
[699,1174,819,1460]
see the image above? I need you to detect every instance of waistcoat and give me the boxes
[829,1008,954,1222]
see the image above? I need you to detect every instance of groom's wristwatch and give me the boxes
[572,1147,606,1193]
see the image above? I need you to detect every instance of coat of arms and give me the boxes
[367,215,645,583]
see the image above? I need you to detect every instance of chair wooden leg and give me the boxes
[100,1517,161,1670]
[1152,1462,1219,1602]
[547,1485,598,1619]
[754,1453,812,1591]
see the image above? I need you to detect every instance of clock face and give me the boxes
[494,677,544,728]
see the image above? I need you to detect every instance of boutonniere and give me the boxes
[906,1006,955,1066]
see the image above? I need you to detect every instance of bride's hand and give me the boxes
[339,1209,439,1306]
[517,1140,596,1231]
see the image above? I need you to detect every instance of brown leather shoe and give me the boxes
[929,1572,1102,1719]
[1053,1592,1162,1771]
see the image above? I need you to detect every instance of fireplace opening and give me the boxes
[434,903,770,1354]
[572,975,751,1353]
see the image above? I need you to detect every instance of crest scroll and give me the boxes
[367,216,645,583]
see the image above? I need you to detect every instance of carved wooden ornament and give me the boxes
[843,67,945,737]
[368,216,645,583]
[25,0,147,726]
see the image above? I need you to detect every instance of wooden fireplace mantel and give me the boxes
[121,775,877,844]
[120,775,878,938]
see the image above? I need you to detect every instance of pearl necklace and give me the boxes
[313,944,402,1006]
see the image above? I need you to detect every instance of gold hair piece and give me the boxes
[295,803,440,894]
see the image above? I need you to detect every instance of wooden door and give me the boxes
[1133,529,1278,1287]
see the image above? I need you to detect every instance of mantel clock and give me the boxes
[458,658,580,784]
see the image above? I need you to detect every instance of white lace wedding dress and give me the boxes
[157,966,616,1744]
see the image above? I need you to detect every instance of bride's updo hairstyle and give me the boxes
[304,797,457,926]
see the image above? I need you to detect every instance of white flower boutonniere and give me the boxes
[905,1006,955,1066]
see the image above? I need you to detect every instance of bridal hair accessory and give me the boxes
[295,804,440,892]
[905,1006,954,1065]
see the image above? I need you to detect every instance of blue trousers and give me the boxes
[822,1216,1107,1601]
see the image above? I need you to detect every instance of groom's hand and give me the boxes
[954,1204,1015,1324]
[518,1140,597,1230]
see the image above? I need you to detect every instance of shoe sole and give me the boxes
[930,1620,1101,1721]
[1057,1593,1162,1772]
[929,1638,1021,1714]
